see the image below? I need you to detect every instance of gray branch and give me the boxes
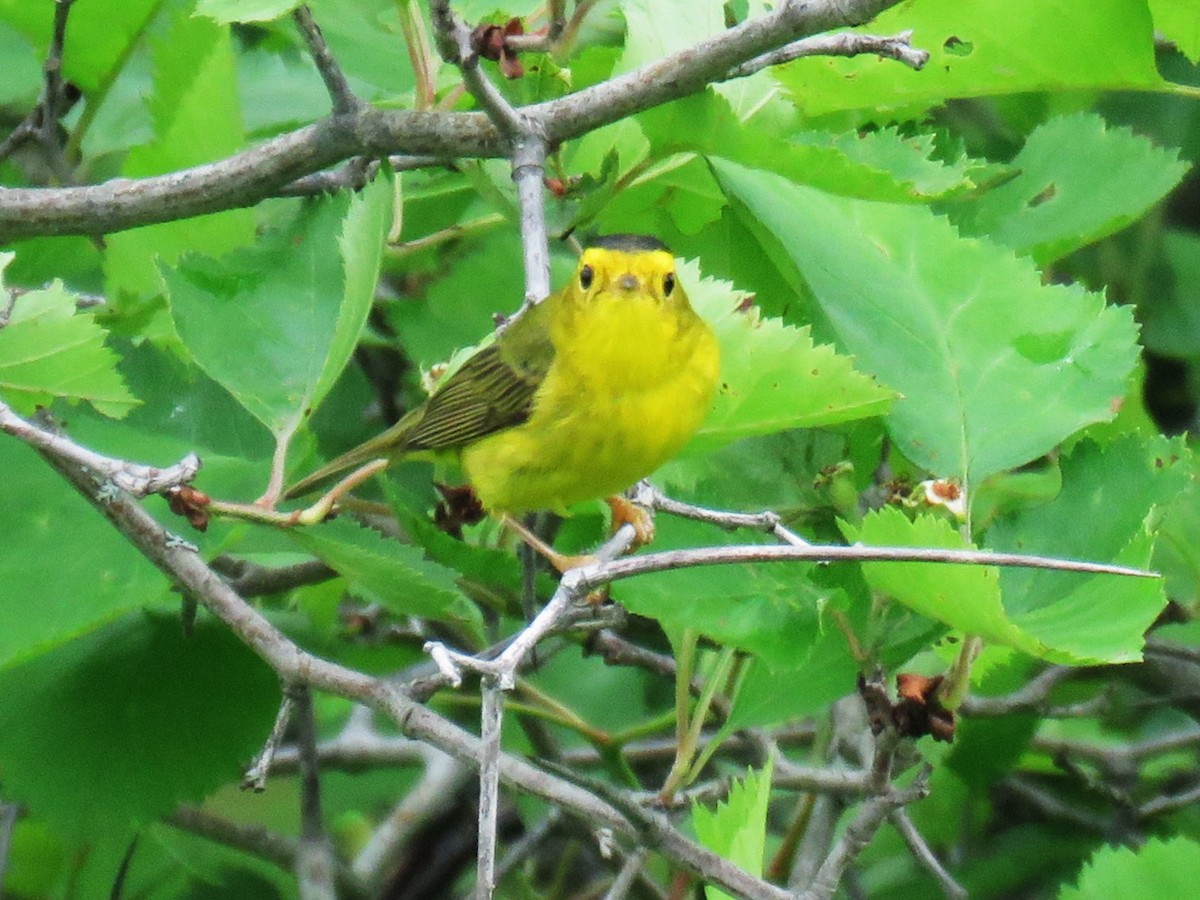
[0,0,908,241]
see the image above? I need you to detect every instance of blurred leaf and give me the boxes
[679,258,895,456]
[776,0,1163,117]
[1140,230,1200,357]
[103,8,255,325]
[288,518,485,636]
[0,20,38,104]
[166,175,391,440]
[195,0,301,23]
[952,112,1188,263]
[0,0,158,93]
[615,0,724,73]
[713,158,1140,492]
[693,757,774,900]
[0,255,138,417]
[1151,0,1200,64]
[1059,837,1200,899]
[0,611,278,843]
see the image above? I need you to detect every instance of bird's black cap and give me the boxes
[586,233,672,254]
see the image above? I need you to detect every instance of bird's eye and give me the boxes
[663,272,676,296]
[579,265,594,290]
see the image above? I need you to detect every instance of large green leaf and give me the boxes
[679,258,895,456]
[986,437,1178,663]
[0,440,170,669]
[775,0,1164,117]
[0,255,138,417]
[951,112,1189,263]
[103,9,255,324]
[0,611,278,842]
[166,175,391,440]
[713,158,1140,495]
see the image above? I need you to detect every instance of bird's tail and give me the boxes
[282,410,419,500]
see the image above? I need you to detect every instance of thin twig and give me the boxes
[960,665,1075,716]
[724,30,928,80]
[214,556,337,598]
[294,686,337,899]
[888,809,966,899]
[604,846,651,900]
[243,692,296,791]
[293,5,360,115]
[170,806,365,896]
[0,802,18,888]
[0,401,199,496]
[353,747,469,890]
[430,0,528,137]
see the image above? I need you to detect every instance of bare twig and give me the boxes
[353,746,469,890]
[0,0,914,240]
[170,806,365,896]
[960,665,1075,716]
[293,5,360,115]
[0,400,199,496]
[0,802,18,888]
[243,692,296,792]
[430,0,528,138]
[798,767,932,900]
[888,809,966,899]
[0,0,77,180]
[512,135,551,305]
[213,556,337,598]
[294,686,337,899]
[604,846,651,900]
[725,30,928,80]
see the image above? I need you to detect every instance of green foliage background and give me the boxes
[4,0,1200,897]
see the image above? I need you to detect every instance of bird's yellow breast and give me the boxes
[462,278,718,515]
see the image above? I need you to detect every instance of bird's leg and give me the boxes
[501,514,596,574]
[606,495,655,547]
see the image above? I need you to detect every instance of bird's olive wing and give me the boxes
[403,304,554,451]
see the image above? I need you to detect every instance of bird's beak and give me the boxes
[617,273,639,292]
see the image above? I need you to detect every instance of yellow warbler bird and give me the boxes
[285,234,719,537]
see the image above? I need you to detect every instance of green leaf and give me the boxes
[288,518,484,636]
[166,175,391,440]
[775,0,1164,117]
[0,611,278,843]
[712,158,1140,493]
[0,21,39,104]
[848,508,1050,659]
[1059,837,1200,899]
[679,258,895,457]
[0,255,138,417]
[952,112,1189,263]
[615,0,725,74]
[195,0,301,23]
[0,0,158,93]
[987,437,1179,663]
[1151,0,1200,64]
[0,440,170,669]
[692,757,774,900]
[102,8,256,327]
[639,91,984,203]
